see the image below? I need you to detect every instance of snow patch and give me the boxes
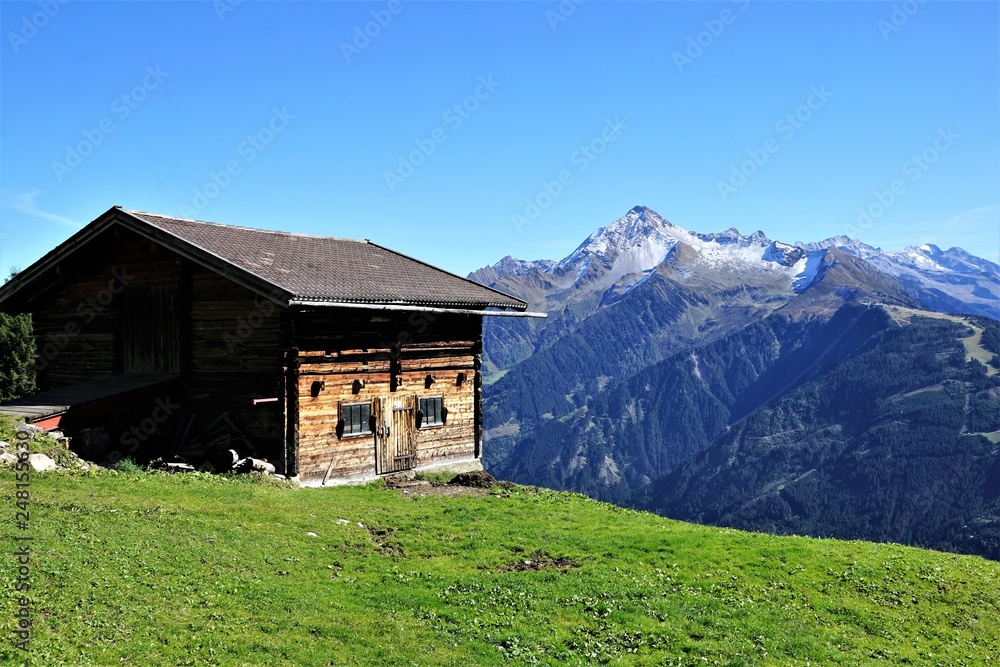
[792,251,826,292]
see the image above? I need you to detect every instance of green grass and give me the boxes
[1,469,998,666]
[414,470,459,484]
[110,457,144,474]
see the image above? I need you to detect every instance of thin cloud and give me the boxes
[941,205,999,231]
[873,205,999,255]
[5,190,82,229]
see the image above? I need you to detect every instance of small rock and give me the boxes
[251,458,276,475]
[0,441,10,452]
[0,452,19,466]
[337,519,350,525]
[28,453,57,472]
[307,532,318,538]
[17,423,42,436]
[234,457,276,475]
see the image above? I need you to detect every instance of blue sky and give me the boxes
[1,0,998,280]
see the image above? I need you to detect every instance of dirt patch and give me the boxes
[391,471,523,498]
[501,549,579,573]
[448,470,513,489]
[396,482,490,499]
[365,524,404,558]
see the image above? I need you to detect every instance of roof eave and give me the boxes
[288,299,546,318]
[364,240,530,311]
[0,206,121,312]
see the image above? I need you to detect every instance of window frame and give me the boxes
[419,395,444,428]
[341,401,372,437]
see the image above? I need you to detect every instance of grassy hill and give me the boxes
[2,466,998,666]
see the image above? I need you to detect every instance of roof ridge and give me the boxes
[124,209,366,243]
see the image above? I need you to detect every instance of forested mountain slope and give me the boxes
[649,310,1000,560]
[473,206,1000,559]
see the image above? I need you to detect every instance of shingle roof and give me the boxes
[124,210,526,310]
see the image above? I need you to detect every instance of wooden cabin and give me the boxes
[0,206,538,483]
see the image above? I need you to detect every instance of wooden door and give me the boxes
[118,285,181,374]
[375,395,416,474]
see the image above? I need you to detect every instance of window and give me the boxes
[342,402,371,435]
[419,397,443,427]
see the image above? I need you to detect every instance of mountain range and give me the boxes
[471,206,1000,559]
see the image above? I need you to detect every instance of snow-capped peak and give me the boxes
[553,206,827,293]
[490,255,557,277]
[560,206,683,264]
[473,206,997,318]
[555,206,687,286]
[796,235,998,315]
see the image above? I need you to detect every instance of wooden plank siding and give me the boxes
[24,227,287,464]
[30,230,182,390]
[184,265,285,462]
[292,310,482,481]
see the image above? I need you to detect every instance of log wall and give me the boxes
[25,226,286,462]
[184,264,285,461]
[293,310,482,482]
[30,229,181,388]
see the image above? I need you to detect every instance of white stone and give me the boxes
[28,453,57,471]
